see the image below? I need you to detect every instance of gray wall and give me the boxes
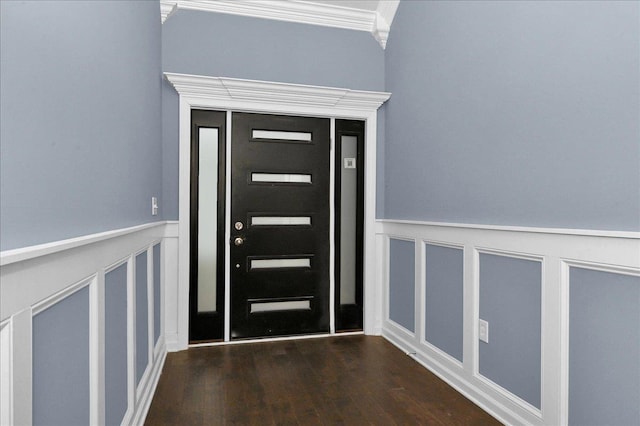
[569,268,640,426]
[389,239,415,332]
[161,10,386,219]
[0,0,163,250]
[479,254,541,408]
[384,0,640,231]
[425,244,463,362]
[105,263,129,426]
[33,286,90,426]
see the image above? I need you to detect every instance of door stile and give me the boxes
[363,113,381,335]
[223,110,233,342]
[329,117,336,334]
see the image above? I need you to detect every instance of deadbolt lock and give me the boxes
[234,237,244,246]
[234,221,244,231]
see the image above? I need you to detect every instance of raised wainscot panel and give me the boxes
[136,251,149,386]
[425,243,464,363]
[569,267,640,426]
[32,285,91,426]
[105,262,129,426]
[478,252,542,410]
[388,238,416,333]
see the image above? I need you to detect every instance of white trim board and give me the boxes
[0,221,168,267]
[0,320,13,426]
[377,220,640,426]
[0,221,173,321]
[165,72,390,351]
[190,331,364,348]
[378,218,640,239]
[0,222,173,426]
[159,0,399,49]
[164,73,390,113]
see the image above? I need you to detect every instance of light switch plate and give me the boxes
[479,319,489,343]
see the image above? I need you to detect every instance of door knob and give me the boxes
[234,237,244,246]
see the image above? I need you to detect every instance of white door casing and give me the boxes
[165,73,390,350]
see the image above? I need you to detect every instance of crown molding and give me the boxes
[159,0,399,49]
[374,0,400,49]
[164,72,391,112]
[160,0,178,22]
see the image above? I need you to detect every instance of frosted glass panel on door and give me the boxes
[250,300,311,313]
[250,258,311,269]
[251,173,312,183]
[340,135,358,304]
[197,128,218,313]
[251,216,311,226]
[252,130,312,142]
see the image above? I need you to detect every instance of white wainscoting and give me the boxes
[377,219,640,426]
[0,221,178,425]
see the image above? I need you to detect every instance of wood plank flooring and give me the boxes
[145,335,501,425]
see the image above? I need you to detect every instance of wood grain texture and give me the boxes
[145,336,501,425]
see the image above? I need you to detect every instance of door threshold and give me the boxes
[188,331,364,348]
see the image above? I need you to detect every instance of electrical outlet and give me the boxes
[479,319,489,343]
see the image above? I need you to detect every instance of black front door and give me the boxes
[231,112,331,339]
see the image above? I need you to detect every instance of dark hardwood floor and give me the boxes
[145,335,501,425]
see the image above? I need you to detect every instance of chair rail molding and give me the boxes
[166,72,390,350]
[159,0,400,49]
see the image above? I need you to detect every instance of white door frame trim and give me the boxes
[165,73,390,350]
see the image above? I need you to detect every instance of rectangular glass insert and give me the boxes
[340,135,358,305]
[250,258,311,269]
[252,130,312,142]
[250,300,311,313]
[251,216,311,226]
[251,173,311,183]
[197,127,218,313]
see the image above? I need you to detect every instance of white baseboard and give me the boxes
[382,330,526,426]
[165,333,180,352]
[131,345,167,426]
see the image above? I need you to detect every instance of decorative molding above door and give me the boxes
[164,73,391,113]
[160,0,399,48]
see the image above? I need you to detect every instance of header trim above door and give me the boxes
[165,73,391,116]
